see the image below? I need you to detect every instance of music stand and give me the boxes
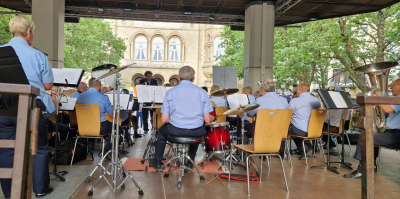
[311,89,353,174]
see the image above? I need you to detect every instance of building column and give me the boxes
[32,0,65,68]
[243,1,275,90]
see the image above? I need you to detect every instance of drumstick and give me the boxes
[217,175,226,186]
[206,175,218,184]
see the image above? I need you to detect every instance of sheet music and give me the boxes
[136,85,151,103]
[329,91,347,108]
[227,93,249,109]
[60,97,77,111]
[149,86,166,103]
[106,94,130,110]
[53,68,83,85]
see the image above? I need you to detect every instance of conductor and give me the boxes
[150,66,214,171]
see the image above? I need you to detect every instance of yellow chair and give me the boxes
[72,103,108,165]
[288,109,327,166]
[215,106,228,122]
[229,109,292,196]
[322,109,348,159]
[68,111,78,126]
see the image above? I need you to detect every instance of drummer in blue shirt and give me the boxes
[0,16,56,198]
[150,66,214,171]
[278,81,320,158]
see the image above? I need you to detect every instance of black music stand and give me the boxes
[311,89,353,174]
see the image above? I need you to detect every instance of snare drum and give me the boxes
[204,122,230,152]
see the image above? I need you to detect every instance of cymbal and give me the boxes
[210,101,216,108]
[223,104,260,115]
[95,63,136,80]
[211,88,239,97]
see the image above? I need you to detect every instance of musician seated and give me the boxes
[70,82,88,98]
[209,85,226,107]
[236,86,256,143]
[245,80,289,145]
[76,78,123,161]
[344,79,400,179]
[278,81,320,158]
[322,105,344,149]
[100,86,109,94]
[149,66,214,171]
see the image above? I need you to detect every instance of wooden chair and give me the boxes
[72,103,108,165]
[229,109,292,196]
[322,109,348,159]
[215,106,228,122]
[288,109,327,166]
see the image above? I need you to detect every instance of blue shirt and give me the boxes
[289,92,321,132]
[70,92,81,98]
[243,95,256,121]
[76,88,113,122]
[161,80,213,129]
[209,96,226,107]
[1,38,56,113]
[248,92,289,116]
[386,94,400,130]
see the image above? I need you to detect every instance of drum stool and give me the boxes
[163,136,205,188]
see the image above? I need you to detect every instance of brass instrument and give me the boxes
[355,61,398,133]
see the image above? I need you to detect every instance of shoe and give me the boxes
[299,147,311,160]
[134,134,142,138]
[144,131,148,134]
[343,170,361,179]
[149,160,162,172]
[87,151,94,161]
[35,187,53,198]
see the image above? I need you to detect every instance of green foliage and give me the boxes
[64,18,126,71]
[0,8,15,45]
[218,26,245,78]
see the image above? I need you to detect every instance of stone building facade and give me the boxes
[106,19,225,88]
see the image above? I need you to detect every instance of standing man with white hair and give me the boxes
[0,16,56,198]
[150,66,214,171]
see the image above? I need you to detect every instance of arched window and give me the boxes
[134,77,144,86]
[169,37,181,61]
[135,36,147,60]
[152,37,164,61]
[214,37,225,61]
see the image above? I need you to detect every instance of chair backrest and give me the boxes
[106,112,122,126]
[215,106,228,122]
[156,108,163,129]
[75,103,101,136]
[337,109,348,135]
[307,109,327,138]
[68,111,78,125]
[253,109,293,153]
[279,109,294,139]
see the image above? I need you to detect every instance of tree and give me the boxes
[64,18,126,71]
[0,8,16,45]
[218,25,245,78]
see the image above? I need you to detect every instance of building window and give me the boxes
[169,37,181,62]
[169,78,179,86]
[135,36,147,60]
[214,37,225,61]
[154,77,163,86]
[152,37,164,61]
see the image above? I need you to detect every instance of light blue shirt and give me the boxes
[248,92,289,116]
[386,94,400,130]
[161,80,213,129]
[243,95,256,121]
[209,96,226,107]
[76,88,113,122]
[289,92,321,132]
[70,92,81,98]
[1,38,56,113]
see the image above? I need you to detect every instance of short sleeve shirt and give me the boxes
[76,88,113,122]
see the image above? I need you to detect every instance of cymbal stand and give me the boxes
[87,73,143,197]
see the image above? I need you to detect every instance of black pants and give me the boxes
[354,129,400,161]
[279,123,308,154]
[48,121,72,147]
[322,122,339,145]
[142,108,153,131]
[237,120,255,144]
[154,123,206,164]
[87,121,122,153]
[0,100,50,197]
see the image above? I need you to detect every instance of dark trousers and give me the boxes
[142,108,153,131]
[0,100,50,197]
[237,120,255,144]
[322,122,339,145]
[87,121,122,153]
[354,129,400,161]
[48,121,71,147]
[154,123,206,164]
[279,123,308,153]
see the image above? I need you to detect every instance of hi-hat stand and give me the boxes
[86,66,143,197]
